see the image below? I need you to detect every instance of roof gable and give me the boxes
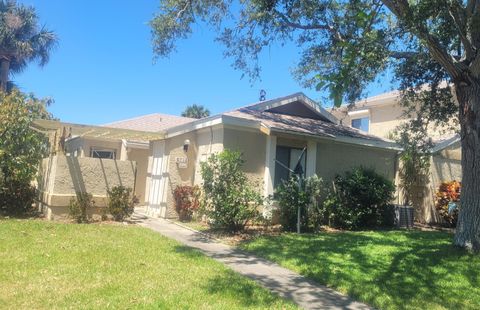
[246,93,338,123]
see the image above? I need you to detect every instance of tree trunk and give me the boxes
[454,80,480,252]
[0,59,10,92]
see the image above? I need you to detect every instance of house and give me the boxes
[35,92,401,220]
[330,90,462,223]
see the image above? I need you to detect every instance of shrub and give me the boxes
[200,150,262,232]
[69,192,94,223]
[0,91,52,216]
[107,186,137,221]
[435,181,461,227]
[173,185,200,221]
[0,179,36,215]
[275,175,323,232]
[324,167,395,230]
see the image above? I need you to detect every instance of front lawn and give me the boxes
[0,219,297,309]
[241,230,480,310]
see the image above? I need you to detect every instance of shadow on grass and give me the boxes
[240,230,480,309]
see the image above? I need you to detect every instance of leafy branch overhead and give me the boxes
[150,0,479,107]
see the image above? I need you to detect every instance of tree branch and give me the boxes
[448,2,474,61]
[380,0,467,80]
[389,51,418,59]
[274,10,344,42]
[176,0,192,19]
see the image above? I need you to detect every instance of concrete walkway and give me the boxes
[132,210,372,310]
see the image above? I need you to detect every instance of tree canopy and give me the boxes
[182,103,210,118]
[151,0,480,251]
[0,0,57,91]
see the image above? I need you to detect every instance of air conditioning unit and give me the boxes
[395,205,414,228]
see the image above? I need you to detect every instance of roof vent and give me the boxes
[259,89,266,101]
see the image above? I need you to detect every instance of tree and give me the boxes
[0,0,57,92]
[0,90,52,214]
[151,0,480,251]
[181,104,210,118]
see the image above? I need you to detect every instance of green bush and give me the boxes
[325,167,395,230]
[69,192,94,223]
[107,186,137,221]
[200,150,262,232]
[275,175,323,232]
[0,91,52,216]
[0,179,36,215]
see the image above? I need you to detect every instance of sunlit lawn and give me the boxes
[0,219,297,309]
[241,230,480,310]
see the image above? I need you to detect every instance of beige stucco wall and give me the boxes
[332,102,408,138]
[316,140,397,186]
[223,126,266,186]
[128,148,150,204]
[163,132,198,218]
[38,155,136,220]
[411,143,462,223]
[193,126,224,185]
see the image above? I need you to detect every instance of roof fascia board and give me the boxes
[431,134,461,153]
[270,128,401,151]
[126,140,150,149]
[165,115,223,139]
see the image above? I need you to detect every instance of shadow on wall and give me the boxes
[66,155,87,194]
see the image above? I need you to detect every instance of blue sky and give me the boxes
[16,1,395,125]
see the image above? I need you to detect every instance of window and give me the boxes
[351,117,370,132]
[274,146,307,188]
[90,148,116,159]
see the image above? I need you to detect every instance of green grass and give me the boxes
[0,219,297,309]
[240,230,480,310]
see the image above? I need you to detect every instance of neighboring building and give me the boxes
[35,93,400,220]
[330,90,462,223]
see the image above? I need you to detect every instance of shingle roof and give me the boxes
[224,107,393,144]
[103,113,195,132]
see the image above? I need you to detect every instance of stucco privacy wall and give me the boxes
[315,140,397,186]
[38,155,136,220]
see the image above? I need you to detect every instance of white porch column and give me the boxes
[263,135,277,197]
[146,140,169,218]
[306,140,317,177]
[120,139,128,161]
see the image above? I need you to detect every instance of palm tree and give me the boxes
[0,0,57,92]
[181,104,210,119]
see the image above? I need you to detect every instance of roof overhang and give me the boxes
[32,119,165,141]
[431,134,460,153]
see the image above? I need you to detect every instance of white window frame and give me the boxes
[351,116,370,132]
[90,147,116,159]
